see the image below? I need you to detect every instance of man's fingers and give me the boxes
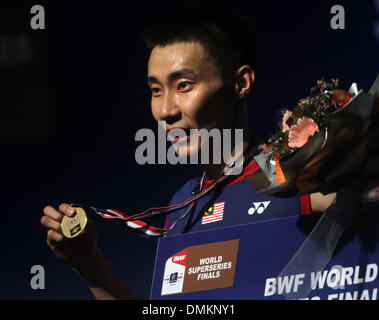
[41,215,63,234]
[362,179,379,203]
[42,203,76,224]
[43,205,64,222]
[47,229,65,243]
[58,203,76,217]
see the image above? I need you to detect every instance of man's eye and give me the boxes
[151,87,161,94]
[178,81,190,90]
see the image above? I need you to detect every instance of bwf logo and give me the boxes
[248,201,271,215]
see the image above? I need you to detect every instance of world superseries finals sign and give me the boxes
[151,212,379,300]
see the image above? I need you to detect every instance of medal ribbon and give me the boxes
[71,172,226,237]
[71,142,259,237]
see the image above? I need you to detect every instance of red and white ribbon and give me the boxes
[72,143,259,237]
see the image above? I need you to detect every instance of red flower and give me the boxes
[332,90,354,109]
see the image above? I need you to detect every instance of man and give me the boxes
[41,4,369,300]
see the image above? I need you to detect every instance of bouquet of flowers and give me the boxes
[245,74,379,198]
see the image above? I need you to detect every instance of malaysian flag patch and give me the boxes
[201,201,225,224]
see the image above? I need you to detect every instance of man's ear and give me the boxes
[234,66,255,99]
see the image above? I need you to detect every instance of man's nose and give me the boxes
[159,92,180,123]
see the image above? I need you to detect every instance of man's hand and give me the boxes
[41,203,141,300]
[310,192,336,213]
[41,203,98,270]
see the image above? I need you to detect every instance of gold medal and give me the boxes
[61,207,88,238]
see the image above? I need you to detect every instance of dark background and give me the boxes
[0,0,378,299]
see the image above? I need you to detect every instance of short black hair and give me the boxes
[144,3,257,81]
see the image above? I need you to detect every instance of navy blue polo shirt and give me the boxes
[164,160,311,237]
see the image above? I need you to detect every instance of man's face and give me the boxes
[147,41,236,157]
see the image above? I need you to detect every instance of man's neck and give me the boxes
[202,126,258,180]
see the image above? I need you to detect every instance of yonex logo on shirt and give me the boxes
[248,201,271,215]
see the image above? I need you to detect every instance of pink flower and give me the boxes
[288,117,319,149]
[282,110,293,132]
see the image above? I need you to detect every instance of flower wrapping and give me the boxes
[245,73,379,198]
